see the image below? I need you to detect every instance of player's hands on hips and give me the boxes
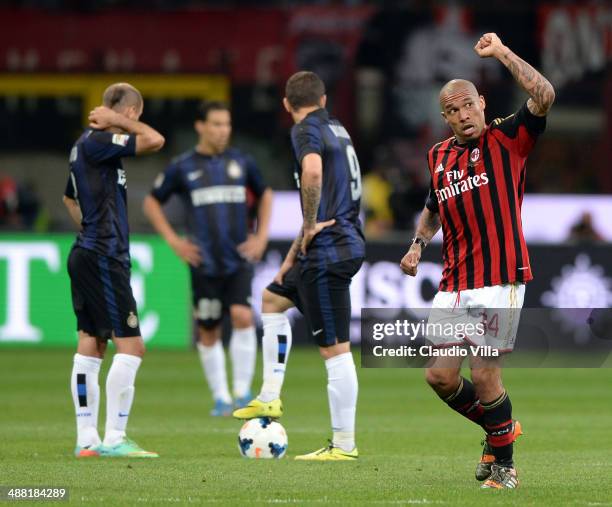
[170,237,202,267]
[273,261,293,285]
[301,219,336,256]
[474,33,507,59]
[238,233,267,263]
[89,106,121,130]
[400,244,422,276]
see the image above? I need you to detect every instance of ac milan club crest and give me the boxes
[470,148,480,163]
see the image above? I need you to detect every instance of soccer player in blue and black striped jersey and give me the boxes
[143,101,272,416]
[63,83,164,458]
[234,71,365,461]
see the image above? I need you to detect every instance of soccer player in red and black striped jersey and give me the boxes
[400,33,555,489]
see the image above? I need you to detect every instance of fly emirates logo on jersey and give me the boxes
[435,167,489,204]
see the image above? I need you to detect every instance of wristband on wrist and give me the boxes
[412,236,427,249]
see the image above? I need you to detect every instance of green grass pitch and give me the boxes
[1,347,611,506]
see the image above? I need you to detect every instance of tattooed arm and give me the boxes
[273,228,303,284]
[272,152,333,284]
[289,229,304,261]
[400,207,441,276]
[301,153,322,230]
[299,153,335,255]
[474,33,555,117]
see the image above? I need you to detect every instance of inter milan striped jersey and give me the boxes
[64,129,136,267]
[291,108,365,267]
[151,147,268,277]
[425,101,546,292]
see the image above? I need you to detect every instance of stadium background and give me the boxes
[0,0,610,348]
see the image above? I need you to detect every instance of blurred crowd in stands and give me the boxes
[0,1,609,242]
[0,174,44,231]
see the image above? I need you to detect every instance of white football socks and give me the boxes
[103,353,141,447]
[197,341,232,404]
[229,326,257,399]
[71,353,102,448]
[258,313,292,403]
[326,352,358,452]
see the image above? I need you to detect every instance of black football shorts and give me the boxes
[267,257,363,347]
[190,264,253,329]
[67,246,141,340]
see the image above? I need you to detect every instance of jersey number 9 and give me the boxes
[345,145,362,201]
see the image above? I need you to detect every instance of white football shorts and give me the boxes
[426,283,526,352]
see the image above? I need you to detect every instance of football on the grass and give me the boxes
[238,417,288,459]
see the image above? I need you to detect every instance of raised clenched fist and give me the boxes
[474,33,506,59]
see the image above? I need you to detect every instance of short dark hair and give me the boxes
[195,101,231,122]
[102,83,143,112]
[285,71,325,110]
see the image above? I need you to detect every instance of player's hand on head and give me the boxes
[474,32,504,58]
[238,234,267,262]
[300,219,336,255]
[400,244,422,276]
[170,237,202,267]
[88,106,119,130]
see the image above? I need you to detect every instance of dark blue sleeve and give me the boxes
[82,130,136,163]
[150,162,182,204]
[245,156,268,197]
[291,121,323,165]
[64,173,75,199]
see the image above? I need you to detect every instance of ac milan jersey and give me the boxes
[290,108,365,267]
[150,147,268,277]
[425,101,546,292]
[64,129,136,267]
